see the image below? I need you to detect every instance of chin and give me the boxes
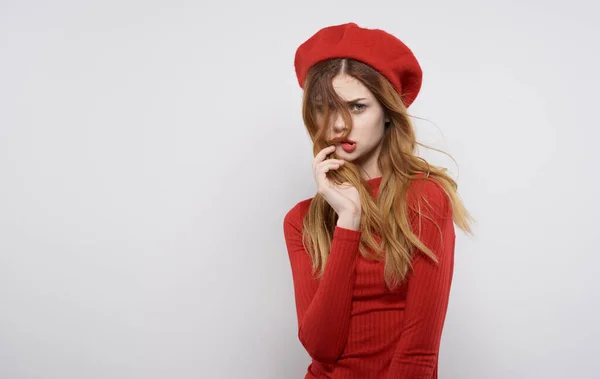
[337,148,360,161]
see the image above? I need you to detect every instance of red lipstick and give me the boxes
[339,139,357,153]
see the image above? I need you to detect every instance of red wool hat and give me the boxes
[294,22,423,108]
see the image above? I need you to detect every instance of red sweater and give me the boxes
[283,176,456,379]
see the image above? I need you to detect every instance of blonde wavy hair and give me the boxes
[300,58,474,289]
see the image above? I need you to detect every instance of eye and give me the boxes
[314,103,335,113]
[350,103,366,112]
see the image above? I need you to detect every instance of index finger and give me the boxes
[313,145,336,166]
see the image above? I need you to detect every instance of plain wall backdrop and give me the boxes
[1,1,599,378]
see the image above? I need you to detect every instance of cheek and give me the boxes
[354,117,385,142]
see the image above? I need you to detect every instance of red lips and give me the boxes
[342,143,356,153]
[335,138,356,153]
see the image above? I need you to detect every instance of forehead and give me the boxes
[331,74,372,100]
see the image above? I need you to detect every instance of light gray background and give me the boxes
[1,1,598,378]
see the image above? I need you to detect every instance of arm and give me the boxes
[283,205,361,363]
[387,181,456,379]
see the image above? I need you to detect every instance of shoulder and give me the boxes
[406,174,451,217]
[283,197,314,230]
[407,174,447,198]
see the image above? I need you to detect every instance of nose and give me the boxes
[332,113,347,135]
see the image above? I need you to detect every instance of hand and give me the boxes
[313,146,362,229]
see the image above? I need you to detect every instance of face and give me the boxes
[322,74,389,178]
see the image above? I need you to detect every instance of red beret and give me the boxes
[294,22,423,108]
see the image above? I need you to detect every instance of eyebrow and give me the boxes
[344,98,367,103]
[314,97,367,105]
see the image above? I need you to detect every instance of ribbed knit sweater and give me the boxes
[283,176,456,379]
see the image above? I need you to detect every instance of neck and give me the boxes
[356,143,383,180]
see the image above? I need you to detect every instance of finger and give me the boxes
[314,146,336,166]
[315,161,344,187]
[312,146,336,167]
[317,159,344,170]
[314,160,344,178]
[317,161,344,173]
[316,159,345,169]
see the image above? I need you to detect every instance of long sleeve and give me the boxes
[387,180,456,379]
[283,203,362,363]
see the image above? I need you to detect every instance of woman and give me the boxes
[283,23,473,378]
